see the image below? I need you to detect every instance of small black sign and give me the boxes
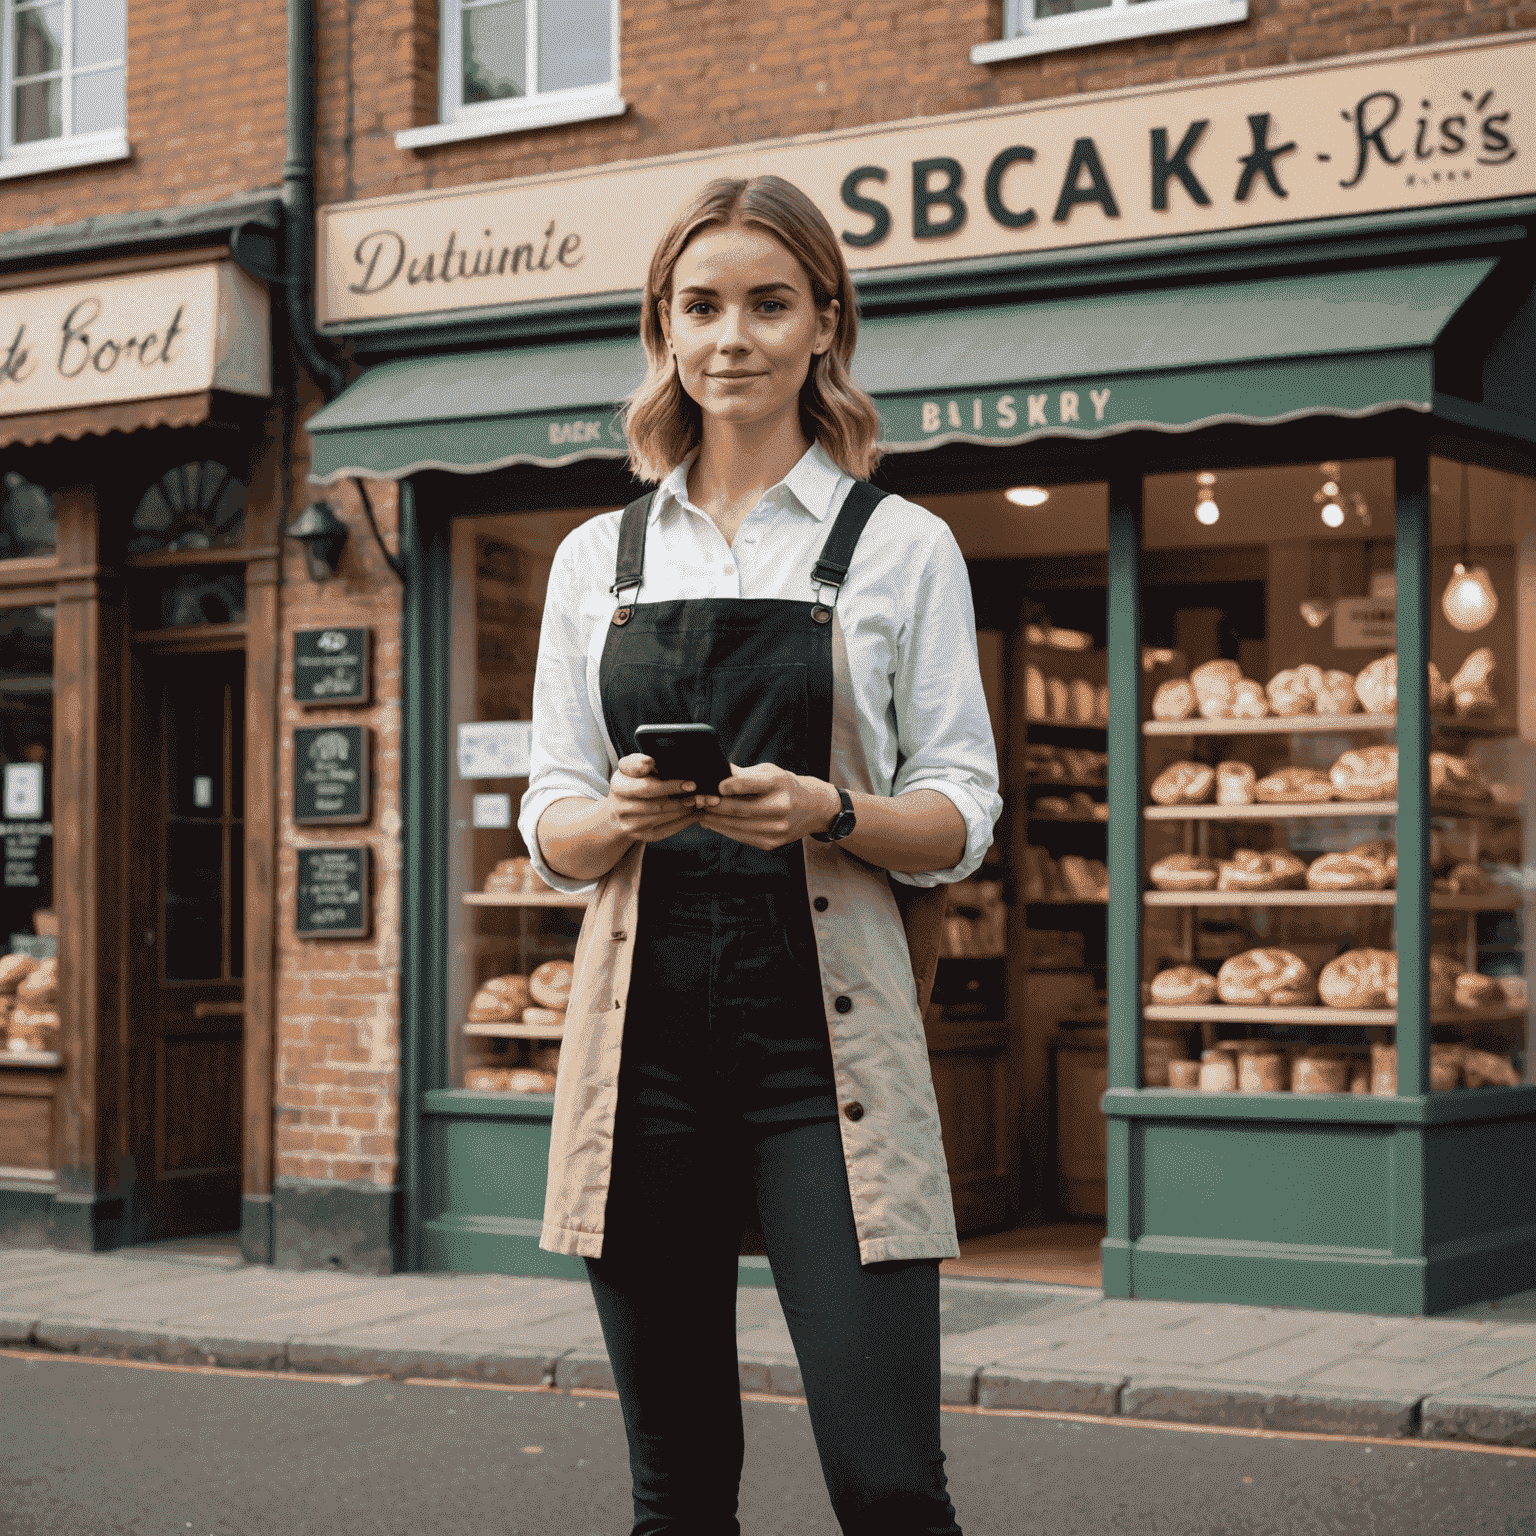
[2,819,51,899]
[295,845,371,939]
[294,626,372,707]
[293,725,371,825]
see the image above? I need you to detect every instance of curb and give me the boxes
[1120,1377,1422,1438]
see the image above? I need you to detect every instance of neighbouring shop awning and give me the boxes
[305,257,1500,483]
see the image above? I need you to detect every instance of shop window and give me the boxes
[0,0,128,180]
[0,472,56,560]
[972,0,1247,64]
[397,0,624,150]
[127,462,246,556]
[0,604,57,1064]
[1138,458,1528,1100]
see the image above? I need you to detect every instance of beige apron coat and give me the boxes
[539,614,959,1265]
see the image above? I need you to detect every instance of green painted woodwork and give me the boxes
[1103,1086,1536,1126]
[1424,1119,1536,1249]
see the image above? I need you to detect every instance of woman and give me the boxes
[520,174,1000,1536]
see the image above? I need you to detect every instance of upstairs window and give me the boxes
[973,0,1247,65]
[399,0,623,149]
[1,0,126,176]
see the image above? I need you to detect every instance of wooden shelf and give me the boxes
[1024,716,1108,732]
[1026,895,1108,906]
[1144,798,1520,822]
[1143,889,1519,911]
[1143,1003,1526,1027]
[1143,712,1512,739]
[0,1048,60,1068]
[462,891,590,908]
[1029,813,1109,825]
[1025,778,1105,790]
[463,1020,566,1038]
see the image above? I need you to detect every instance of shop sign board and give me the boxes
[457,720,533,779]
[319,36,1535,329]
[0,262,270,416]
[293,626,372,706]
[293,724,371,825]
[1334,597,1397,648]
[295,845,371,939]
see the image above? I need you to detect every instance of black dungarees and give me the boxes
[582,483,964,1536]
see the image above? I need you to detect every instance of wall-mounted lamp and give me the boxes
[286,500,349,583]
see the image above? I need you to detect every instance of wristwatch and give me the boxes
[812,786,857,843]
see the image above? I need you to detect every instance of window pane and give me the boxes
[0,474,56,558]
[72,65,123,133]
[463,0,527,104]
[73,0,125,67]
[164,822,223,980]
[1034,0,1110,14]
[537,0,611,93]
[13,79,61,143]
[13,4,63,76]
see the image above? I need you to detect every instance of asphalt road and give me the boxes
[2,1351,1533,1536]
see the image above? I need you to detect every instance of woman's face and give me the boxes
[660,223,838,434]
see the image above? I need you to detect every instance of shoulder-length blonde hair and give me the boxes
[623,175,883,485]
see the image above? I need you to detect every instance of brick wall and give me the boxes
[322,0,1535,206]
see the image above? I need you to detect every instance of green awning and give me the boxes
[305,258,1497,483]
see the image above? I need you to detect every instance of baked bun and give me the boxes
[1025,664,1046,718]
[468,973,531,1022]
[1231,679,1270,719]
[0,953,36,994]
[1462,1049,1519,1088]
[1330,745,1396,801]
[1254,767,1334,803]
[1149,854,1218,892]
[1057,855,1108,899]
[1167,1060,1201,1089]
[1191,660,1243,719]
[1216,761,1257,806]
[14,957,55,1004]
[1429,752,1490,800]
[1069,679,1098,724]
[522,1005,566,1029]
[1150,761,1215,806]
[1291,1052,1351,1094]
[1216,849,1307,892]
[1454,971,1502,1010]
[8,1005,59,1050]
[507,1068,558,1093]
[1450,647,1496,717]
[1216,948,1316,1006]
[1046,677,1070,720]
[529,959,574,1009]
[1307,851,1391,891]
[1150,965,1218,1005]
[1266,667,1318,717]
[1152,679,1196,721]
[1434,861,1490,895]
[1318,948,1394,1009]
[1199,1054,1237,1092]
[1355,655,1397,715]
[1350,839,1397,886]
[465,1068,512,1091]
[1314,670,1360,715]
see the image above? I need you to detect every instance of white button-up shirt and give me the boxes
[519,441,1002,889]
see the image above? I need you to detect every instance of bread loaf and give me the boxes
[1429,752,1490,800]
[1069,679,1098,724]
[1450,647,1496,717]
[507,1068,558,1093]
[1217,849,1307,892]
[1254,767,1334,803]
[1152,679,1196,721]
[1150,761,1215,805]
[7,1006,58,1051]
[1348,1059,1371,1094]
[1355,654,1396,714]
[1434,862,1491,895]
[522,1005,566,1029]
[1046,677,1070,720]
[1191,660,1243,719]
[1318,948,1393,1009]
[1149,854,1218,892]
[1231,679,1270,719]
[1314,670,1360,715]
[1216,948,1316,1006]
[1025,664,1046,718]
[1454,971,1502,1010]
[1167,1060,1201,1089]
[1266,667,1317,716]
[1330,745,1396,801]
[1150,965,1218,1005]
[529,959,574,1009]
[1291,1053,1350,1093]
[15,958,56,1005]
[1216,761,1257,805]
[484,857,552,894]
[0,953,36,994]
[1307,851,1391,892]
[464,1068,512,1091]
[468,974,531,1022]
[1370,1041,1397,1095]
[1198,1053,1237,1091]
[1351,839,1398,886]
[1238,1051,1286,1092]
[1462,1049,1520,1088]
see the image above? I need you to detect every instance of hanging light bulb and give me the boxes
[1194,471,1219,525]
[1315,463,1347,528]
[1004,486,1049,507]
[1320,500,1345,528]
[1299,599,1334,628]
[1440,463,1498,633]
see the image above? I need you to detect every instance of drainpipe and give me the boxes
[284,0,347,400]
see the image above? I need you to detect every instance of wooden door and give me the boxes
[126,650,245,1241]
[926,1014,1014,1232]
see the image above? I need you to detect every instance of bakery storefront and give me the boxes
[309,34,1536,1311]
[0,233,281,1255]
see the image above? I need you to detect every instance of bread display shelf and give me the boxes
[1026,895,1109,906]
[462,891,591,908]
[1024,715,1108,732]
[463,1020,566,1039]
[1144,799,1520,822]
[1143,889,1520,911]
[0,1049,61,1068]
[1025,778,1105,790]
[1143,713,1511,739]
[1030,813,1109,825]
[1143,1003,1526,1027]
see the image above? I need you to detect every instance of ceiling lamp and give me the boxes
[1194,471,1219,526]
[1314,462,1346,527]
[1441,463,1497,633]
[1004,486,1049,507]
[1299,599,1333,629]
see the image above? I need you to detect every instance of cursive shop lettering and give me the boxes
[1340,86,1518,189]
[348,221,585,296]
[56,298,185,379]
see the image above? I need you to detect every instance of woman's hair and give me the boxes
[623,175,883,484]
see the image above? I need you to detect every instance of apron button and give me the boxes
[844,1101,864,1121]
[811,605,832,624]
[611,929,627,940]
[813,897,829,912]
[612,608,632,626]
[834,995,852,1013]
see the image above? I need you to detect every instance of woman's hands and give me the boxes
[604,753,708,844]
[698,763,839,850]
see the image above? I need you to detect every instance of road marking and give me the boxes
[7,1349,1533,1460]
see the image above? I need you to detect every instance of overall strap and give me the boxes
[608,491,655,625]
[810,481,888,612]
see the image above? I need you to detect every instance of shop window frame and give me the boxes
[0,0,129,182]
[972,0,1248,66]
[396,0,625,153]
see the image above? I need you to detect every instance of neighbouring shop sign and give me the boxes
[293,724,372,825]
[0,262,270,417]
[319,35,1535,328]
[293,626,372,706]
[457,720,533,779]
[295,845,371,939]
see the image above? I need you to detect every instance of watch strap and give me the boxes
[812,786,855,842]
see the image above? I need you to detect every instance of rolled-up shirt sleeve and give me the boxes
[517,528,612,894]
[887,521,1002,888]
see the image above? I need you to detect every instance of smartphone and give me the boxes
[633,723,732,793]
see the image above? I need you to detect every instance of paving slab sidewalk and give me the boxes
[3,1245,1534,1448]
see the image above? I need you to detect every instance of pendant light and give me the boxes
[1194,471,1219,526]
[1441,462,1498,633]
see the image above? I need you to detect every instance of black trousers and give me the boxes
[585,883,963,1536]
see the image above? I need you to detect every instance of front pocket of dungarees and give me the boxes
[704,663,809,773]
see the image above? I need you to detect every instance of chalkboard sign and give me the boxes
[295,846,371,939]
[293,725,371,825]
[294,627,371,707]
[2,818,51,899]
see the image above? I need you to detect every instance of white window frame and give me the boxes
[972,0,1247,65]
[0,0,128,181]
[396,0,625,152]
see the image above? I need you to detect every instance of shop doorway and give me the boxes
[125,649,245,1243]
